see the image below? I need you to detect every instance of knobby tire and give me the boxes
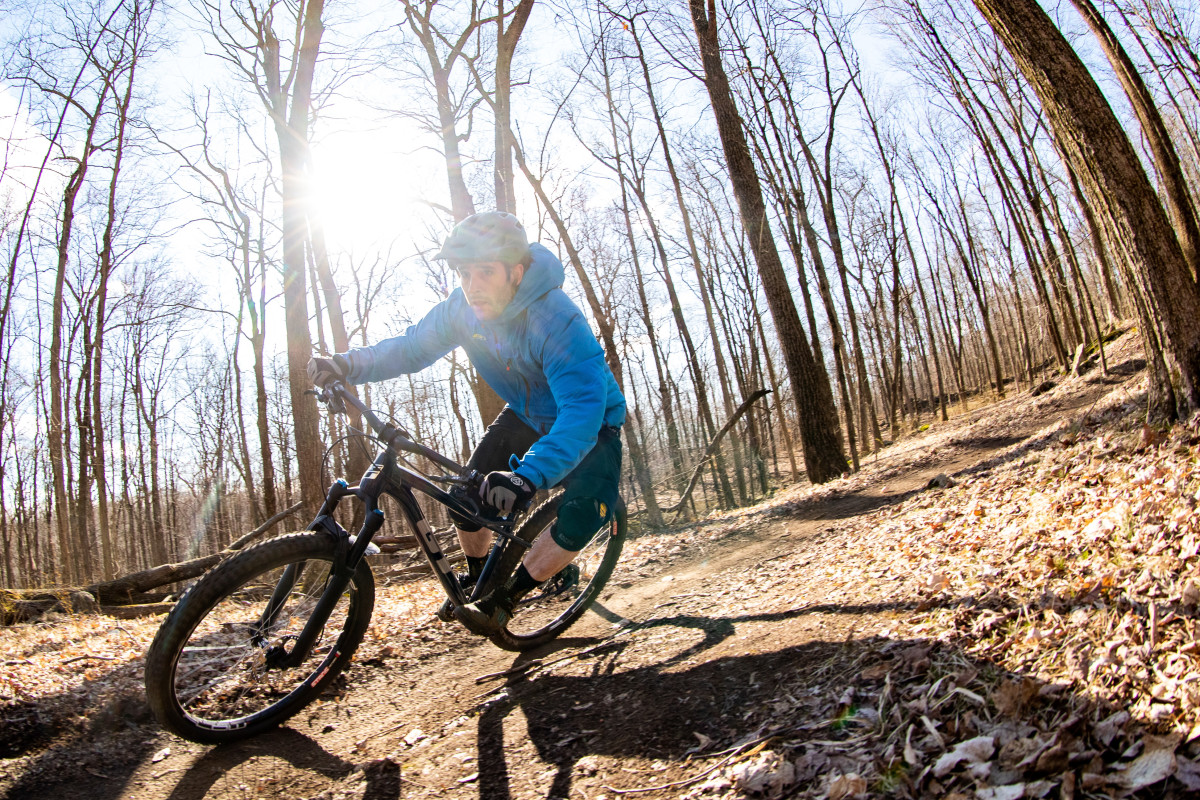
[145,532,374,744]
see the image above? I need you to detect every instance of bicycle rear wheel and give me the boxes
[490,494,626,652]
[145,532,374,744]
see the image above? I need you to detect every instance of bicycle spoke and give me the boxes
[168,558,355,727]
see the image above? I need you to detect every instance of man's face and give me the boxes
[456,261,523,321]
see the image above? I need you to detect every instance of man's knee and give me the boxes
[448,509,482,533]
[551,497,611,550]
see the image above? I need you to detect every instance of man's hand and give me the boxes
[307,355,349,388]
[479,471,535,517]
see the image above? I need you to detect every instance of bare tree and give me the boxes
[972,0,1200,417]
[689,0,847,483]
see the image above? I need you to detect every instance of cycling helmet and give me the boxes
[434,211,531,265]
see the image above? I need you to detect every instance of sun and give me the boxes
[309,117,447,255]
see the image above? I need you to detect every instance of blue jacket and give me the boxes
[342,243,626,489]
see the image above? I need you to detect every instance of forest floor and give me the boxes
[4,328,1200,800]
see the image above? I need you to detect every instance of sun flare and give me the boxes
[310,119,446,254]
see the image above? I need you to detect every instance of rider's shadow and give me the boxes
[473,606,862,800]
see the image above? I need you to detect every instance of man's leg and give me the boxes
[521,533,578,581]
[457,427,622,633]
[455,527,494,561]
[448,407,539,560]
[438,409,538,621]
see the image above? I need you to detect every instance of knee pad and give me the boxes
[551,498,610,551]
[448,508,482,533]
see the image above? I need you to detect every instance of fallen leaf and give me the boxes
[1176,755,1200,791]
[994,678,1039,717]
[933,736,995,777]
[151,747,170,764]
[827,772,867,800]
[731,750,794,795]
[860,663,890,681]
[1026,779,1056,798]
[1034,744,1069,774]
[975,784,1024,800]
[1094,710,1130,747]
[1110,733,1180,791]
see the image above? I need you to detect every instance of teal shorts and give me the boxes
[454,408,622,550]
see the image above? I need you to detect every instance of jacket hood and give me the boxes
[498,243,564,323]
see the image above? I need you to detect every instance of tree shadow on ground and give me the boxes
[472,601,976,800]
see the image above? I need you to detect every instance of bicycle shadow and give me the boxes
[161,728,400,800]
[0,677,399,800]
[472,601,946,800]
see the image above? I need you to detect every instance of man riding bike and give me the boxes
[307,211,625,635]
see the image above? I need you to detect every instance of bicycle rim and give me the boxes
[148,534,373,742]
[493,498,625,651]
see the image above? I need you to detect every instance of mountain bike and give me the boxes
[144,382,627,744]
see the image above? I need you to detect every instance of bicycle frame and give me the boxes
[262,383,532,668]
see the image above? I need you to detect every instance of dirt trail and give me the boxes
[1,353,1145,800]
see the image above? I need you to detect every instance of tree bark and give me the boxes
[492,0,535,213]
[689,0,847,483]
[1069,0,1200,283]
[972,0,1200,417]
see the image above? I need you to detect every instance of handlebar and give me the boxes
[315,381,467,477]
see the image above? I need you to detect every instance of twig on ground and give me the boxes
[357,721,409,745]
[601,735,774,795]
[61,654,118,664]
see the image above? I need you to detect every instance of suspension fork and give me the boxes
[264,477,385,670]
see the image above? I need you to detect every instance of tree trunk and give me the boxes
[972,0,1200,416]
[1069,0,1200,283]
[492,0,534,213]
[689,0,847,483]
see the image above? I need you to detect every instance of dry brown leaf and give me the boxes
[993,678,1039,717]
[1110,733,1180,792]
[932,735,995,777]
[730,750,794,796]
[826,772,867,800]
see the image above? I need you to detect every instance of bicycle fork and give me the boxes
[261,479,385,670]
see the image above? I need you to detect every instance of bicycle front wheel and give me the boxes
[490,495,626,652]
[145,532,375,744]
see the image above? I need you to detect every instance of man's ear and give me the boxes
[510,262,526,286]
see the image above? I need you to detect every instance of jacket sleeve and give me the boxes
[341,296,461,384]
[513,311,608,490]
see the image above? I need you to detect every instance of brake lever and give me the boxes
[306,385,345,413]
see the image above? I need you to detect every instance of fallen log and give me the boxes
[85,501,304,604]
[2,503,459,624]
[225,502,306,550]
[0,589,99,625]
[99,602,176,620]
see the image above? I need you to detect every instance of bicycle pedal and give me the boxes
[543,564,580,596]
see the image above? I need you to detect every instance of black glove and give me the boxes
[479,471,535,516]
[307,354,349,387]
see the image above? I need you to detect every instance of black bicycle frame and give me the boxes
[263,385,533,669]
